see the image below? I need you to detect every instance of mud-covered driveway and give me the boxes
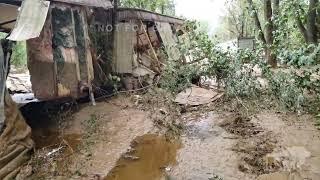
[26,95,320,180]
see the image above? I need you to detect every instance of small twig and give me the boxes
[235,96,249,115]
[62,138,75,154]
[95,83,156,101]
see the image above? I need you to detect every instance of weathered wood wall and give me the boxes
[27,2,94,100]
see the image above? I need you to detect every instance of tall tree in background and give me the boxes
[264,0,276,67]
[214,0,255,41]
[294,0,319,44]
[247,0,277,68]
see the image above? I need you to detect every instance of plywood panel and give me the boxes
[113,22,136,74]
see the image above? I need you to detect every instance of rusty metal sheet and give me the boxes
[28,4,94,100]
[53,0,113,8]
[27,10,56,100]
[7,0,50,41]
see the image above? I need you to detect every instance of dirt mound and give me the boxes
[219,116,263,137]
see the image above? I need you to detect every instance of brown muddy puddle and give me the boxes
[104,134,181,180]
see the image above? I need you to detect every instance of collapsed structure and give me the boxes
[1,0,184,101]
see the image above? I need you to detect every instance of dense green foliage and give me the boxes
[161,19,320,118]
[0,33,27,67]
[11,42,27,67]
[120,0,175,16]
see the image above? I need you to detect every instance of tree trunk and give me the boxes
[247,0,266,44]
[295,11,309,43]
[264,0,277,67]
[317,2,320,37]
[295,0,319,44]
[307,0,318,43]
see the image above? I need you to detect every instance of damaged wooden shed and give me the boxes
[6,0,184,100]
[24,0,112,100]
[91,8,184,90]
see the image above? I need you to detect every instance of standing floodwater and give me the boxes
[105,134,181,180]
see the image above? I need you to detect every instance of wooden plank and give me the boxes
[117,8,184,25]
[140,20,161,68]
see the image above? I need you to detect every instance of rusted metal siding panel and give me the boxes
[27,12,56,100]
[27,3,94,100]
[51,4,79,98]
[52,0,112,8]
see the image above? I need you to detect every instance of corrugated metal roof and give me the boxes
[52,0,113,8]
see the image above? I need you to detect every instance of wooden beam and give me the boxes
[139,20,161,68]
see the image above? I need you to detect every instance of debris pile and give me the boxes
[174,85,224,106]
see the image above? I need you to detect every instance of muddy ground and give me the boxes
[18,91,320,180]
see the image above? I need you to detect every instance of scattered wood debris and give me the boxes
[174,86,224,106]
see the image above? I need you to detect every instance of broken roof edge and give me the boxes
[52,0,113,8]
[0,0,22,6]
[117,8,185,25]
[1,0,113,9]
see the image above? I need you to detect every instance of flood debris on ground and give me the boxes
[234,133,280,175]
[13,93,320,180]
[174,85,224,106]
[219,116,263,137]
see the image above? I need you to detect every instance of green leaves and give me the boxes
[120,0,175,15]
[279,44,320,67]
